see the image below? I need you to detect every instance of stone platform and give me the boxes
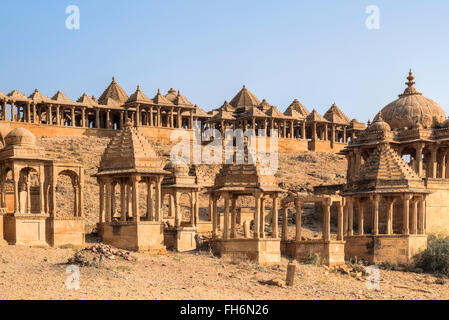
[210,238,281,266]
[99,221,166,253]
[344,234,428,265]
[164,226,197,252]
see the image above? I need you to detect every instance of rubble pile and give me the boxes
[67,244,135,267]
[84,244,135,261]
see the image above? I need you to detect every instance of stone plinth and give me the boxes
[4,214,48,246]
[210,238,281,266]
[281,239,346,267]
[46,217,85,248]
[164,226,197,252]
[345,234,428,265]
[100,221,166,254]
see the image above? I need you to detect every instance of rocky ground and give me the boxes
[0,242,447,300]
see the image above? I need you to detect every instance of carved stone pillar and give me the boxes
[254,191,262,239]
[71,107,75,127]
[295,199,302,241]
[131,176,140,222]
[282,206,288,241]
[272,194,279,238]
[323,198,331,241]
[357,200,364,236]
[403,194,412,235]
[372,195,379,235]
[223,193,230,240]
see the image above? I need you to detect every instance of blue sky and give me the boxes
[0,0,448,123]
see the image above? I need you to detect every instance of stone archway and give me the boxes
[18,167,40,214]
[55,170,79,217]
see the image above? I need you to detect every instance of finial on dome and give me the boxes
[112,76,116,83]
[177,90,181,96]
[406,69,415,88]
[377,111,384,122]
[242,85,246,89]
[137,84,141,91]
[157,88,161,94]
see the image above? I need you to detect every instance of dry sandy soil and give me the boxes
[0,243,447,300]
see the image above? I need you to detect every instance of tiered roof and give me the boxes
[229,85,261,109]
[97,121,167,175]
[323,103,351,125]
[258,99,271,112]
[98,77,129,106]
[7,90,28,101]
[218,101,236,113]
[174,90,193,106]
[28,89,51,103]
[265,106,287,119]
[52,90,74,105]
[285,99,309,118]
[126,85,153,105]
[306,109,329,123]
[211,139,284,194]
[77,93,98,106]
[239,106,267,119]
[152,89,173,106]
[346,143,427,194]
[162,162,198,189]
[208,109,236,122]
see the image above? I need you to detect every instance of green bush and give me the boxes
[416,235,449,277]
[304,252,321,266]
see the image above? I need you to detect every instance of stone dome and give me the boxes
[374,70,446,129]
[441,117,449,128]
[367,112,391,132]
[5,128,36,146]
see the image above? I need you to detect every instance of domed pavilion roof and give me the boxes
[367,112,391,132]
[5,127,36,146]
[374,70,446,129]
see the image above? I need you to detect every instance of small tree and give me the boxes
[416,235,449,277]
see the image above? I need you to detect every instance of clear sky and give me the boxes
[1,0,448,123]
